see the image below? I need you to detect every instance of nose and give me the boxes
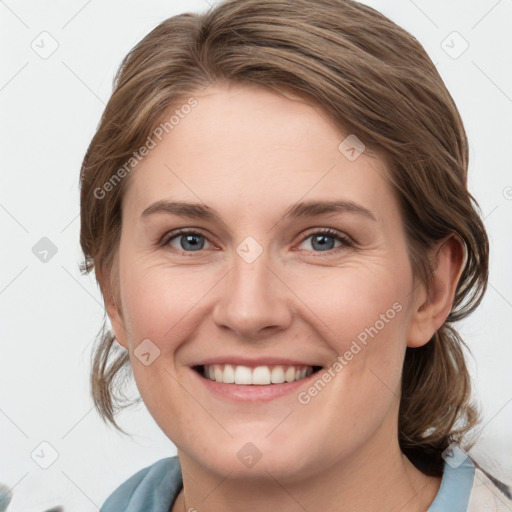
[212,244,293,340]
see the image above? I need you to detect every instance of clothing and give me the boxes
[99,454,512,512]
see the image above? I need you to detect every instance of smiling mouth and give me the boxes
[192,364,323,385]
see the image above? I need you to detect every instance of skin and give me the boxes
[103,82,465,512]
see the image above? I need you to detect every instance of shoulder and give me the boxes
[100,456,183,512]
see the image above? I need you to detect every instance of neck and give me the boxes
[172,426,441,512]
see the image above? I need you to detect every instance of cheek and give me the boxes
[119,262,209,422]
[119,260,208,348]
[294,264,411,408]
[301,261,410,347]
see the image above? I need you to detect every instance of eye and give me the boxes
[162,228,352,255]
[297,228,352,254]
[164,230,213,253]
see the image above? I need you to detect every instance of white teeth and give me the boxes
[271,366,285,384]
[252,366,271,385]
[202,364,315,385]
[214,365,223,382]
[224,364,235,383]
[285,366,296,383]
[234,365,252,385]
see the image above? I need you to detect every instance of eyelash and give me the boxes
[161,228,354,256]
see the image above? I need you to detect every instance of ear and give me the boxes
[407,233,467,348]
[97,258,129,349]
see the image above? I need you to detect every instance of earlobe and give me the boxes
[106,297,128,350]
[407,233,467,348]
[97,263,129,349]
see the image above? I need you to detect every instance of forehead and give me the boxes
[123,83,396,224]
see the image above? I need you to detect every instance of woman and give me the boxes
[79,0,511,510]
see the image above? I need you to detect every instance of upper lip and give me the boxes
[191,357,323,368]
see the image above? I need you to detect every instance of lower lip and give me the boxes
[190,367,321,403]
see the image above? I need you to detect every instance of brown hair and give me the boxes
[80,0,488,476]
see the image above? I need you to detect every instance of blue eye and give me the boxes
[297,228,352,253]
[165,230,212,252]
[163,228,352,255]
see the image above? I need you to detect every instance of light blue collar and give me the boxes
[100,457,183,512]
[101,453,475,511]
[427,455,475,511]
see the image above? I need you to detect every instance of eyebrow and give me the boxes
[141,199,376,223]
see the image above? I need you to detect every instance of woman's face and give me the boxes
[108,83,428,482]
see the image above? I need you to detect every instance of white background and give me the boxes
[1,0,511,510]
